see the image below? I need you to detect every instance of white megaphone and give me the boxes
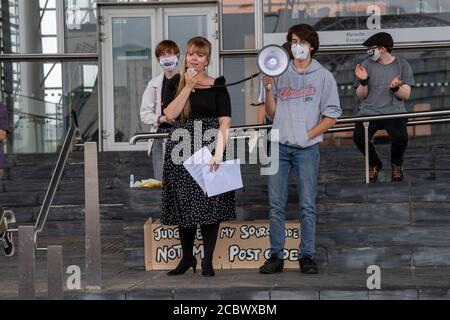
[257,44,290,86]
[251,44,290,106]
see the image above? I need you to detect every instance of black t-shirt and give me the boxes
[159,74,180,130]
[189,76,231,118]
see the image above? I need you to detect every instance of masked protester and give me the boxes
[140,40,181,181]
[354,32,415,183]
[259,24,342,275]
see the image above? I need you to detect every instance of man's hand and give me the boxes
[390,75,403,89]
[355,64,368,80]
[262,76,275,91]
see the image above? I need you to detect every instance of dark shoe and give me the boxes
[201,260,215,277]
[299,256,318,274]
[369,164,382,183]
[167,258,197,275]
[259,254,284,274]
[0,219,14,257]
[391,164,404,182]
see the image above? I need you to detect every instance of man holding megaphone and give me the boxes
[259,24,342,275]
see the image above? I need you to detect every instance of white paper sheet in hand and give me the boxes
[183,146,212,193]
[202,159,243,197]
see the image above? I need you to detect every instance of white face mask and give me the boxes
[159,56,178,71]
[291,43,310,60]
[368,48,381,62]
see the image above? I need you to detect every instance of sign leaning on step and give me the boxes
[144,219,301,270]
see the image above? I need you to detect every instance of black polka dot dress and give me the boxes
[161,77,236,227]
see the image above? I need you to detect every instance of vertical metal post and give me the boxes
[47,245,63,300]
[84,142,102,290]
[363,121,370,184]
[18,226,35,299]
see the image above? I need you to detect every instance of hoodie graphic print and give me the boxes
[270,59,342,148]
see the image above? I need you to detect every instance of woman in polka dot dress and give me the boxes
[162,37,236,277]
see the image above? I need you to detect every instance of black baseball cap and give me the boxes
[362,32,394,49]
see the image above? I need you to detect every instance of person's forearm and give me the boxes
[215,117,231,158]
[307,117,336,139]
[164,86,191,119]
[356,85,368,100]
[394,85,411,101]
[264,90,276,119]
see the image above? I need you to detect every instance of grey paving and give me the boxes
[1,237,449,300]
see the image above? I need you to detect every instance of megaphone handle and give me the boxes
[266,83,271,90]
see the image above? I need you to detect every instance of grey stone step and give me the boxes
[411,182,450,201]
[123,227,145,248]
[39,219,123,236]
[0,192,40,206]
[124,248,145,269]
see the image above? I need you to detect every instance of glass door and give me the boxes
[101,9,156,151]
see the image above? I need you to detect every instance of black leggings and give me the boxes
[178,224,220,265]
[353,118,408,168]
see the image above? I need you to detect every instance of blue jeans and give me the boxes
[268,142,319,259]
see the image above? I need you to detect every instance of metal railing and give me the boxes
[129,109,450,184]
[8,110,103,298]
[34,124,79,237]
[6,114,79,239]
[8,112,80,299]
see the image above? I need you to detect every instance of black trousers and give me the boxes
[353,118,408,168]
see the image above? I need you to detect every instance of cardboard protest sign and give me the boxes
[144,219,301,270]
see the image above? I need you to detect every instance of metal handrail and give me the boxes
[34,122,78,235]
[28,111,80,251]
[129,109,450,184]
[335,109,450,124]
[129,109,450,144]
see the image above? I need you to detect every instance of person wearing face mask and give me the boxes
[140,40,180,181]
[259,24,342,275]
[353,32,415,183]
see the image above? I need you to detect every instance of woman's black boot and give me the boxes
[201,259,215,277]
[167,258,197,275]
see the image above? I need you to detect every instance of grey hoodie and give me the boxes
[270,59,342,148]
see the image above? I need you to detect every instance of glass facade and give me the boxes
[222,0,256,50]
[112,16,152,143]
[223,56,259,125]
[1,0,449,153]
[0,60,98,153]
[64,0,97,53]
[263,0,450,33]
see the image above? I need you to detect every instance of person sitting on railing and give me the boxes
[353,32,415,183]
[0,102,14,256]
[259,24,342,275]
[140,40,180,182]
